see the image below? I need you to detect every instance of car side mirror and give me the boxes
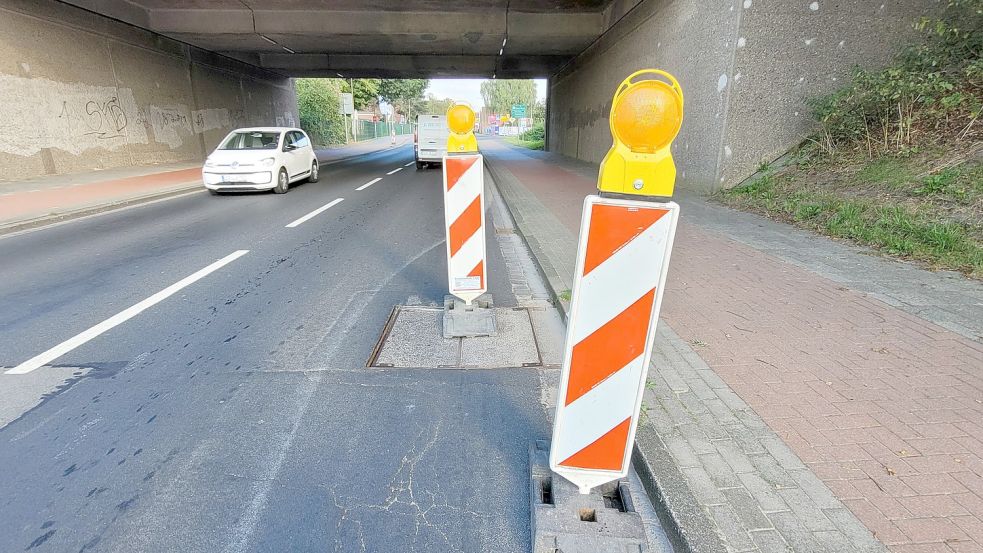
[284,143,296,151]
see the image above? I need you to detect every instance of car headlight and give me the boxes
[259,157,276,167]
[203,158,216,168]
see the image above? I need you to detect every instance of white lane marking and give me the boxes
[284,198,344,228]
[403,161,415,167]
[5,250,249,375]
[386,167,403,175]
[355,177,382,191]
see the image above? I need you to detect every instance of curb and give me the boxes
[484,155,724,553]
[0,183,204,238]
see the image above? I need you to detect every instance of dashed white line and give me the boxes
[355,178,382,191]
[284,198,344,228]
[403,161,415,167]
[5,250,250,375]
[386,167,403,175]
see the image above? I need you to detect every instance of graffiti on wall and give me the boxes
[0,74,148,156]
[192,108,231,134]
[0,73,297,159]
[148,105,193,148]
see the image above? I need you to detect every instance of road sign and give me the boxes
[598,70,683,197]
[549,69,684,495]
[442,154,486,304]
[510,104,527,118]
[339,93,354,115]
[550,196,679,493]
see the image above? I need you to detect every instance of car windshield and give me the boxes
[219,131,281,150]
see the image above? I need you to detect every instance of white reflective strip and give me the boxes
[551,355,645,463]
[571,215,670,344]
[450,230,483,277]
[6,250,250,375]
[444,160,481,223]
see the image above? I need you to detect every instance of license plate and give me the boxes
[222,175,234,182]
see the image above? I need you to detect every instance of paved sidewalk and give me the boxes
[0,136,411,234]
[481,137,983,553]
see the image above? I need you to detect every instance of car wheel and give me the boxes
[273,168,289,194]
[308,161,320,183]
[208,189,221,196]
[416,161,425,170]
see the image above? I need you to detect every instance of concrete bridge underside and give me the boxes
[58,0,640,79]
[1,0,932,189]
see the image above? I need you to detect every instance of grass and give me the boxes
[506,136,544,150]
[718,154,983,278]
[718,0,983,278]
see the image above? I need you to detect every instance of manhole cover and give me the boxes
[368,306,543,368]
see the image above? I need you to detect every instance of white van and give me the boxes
[414,114,448,169]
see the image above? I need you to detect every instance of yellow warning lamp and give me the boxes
[446,103,478,153]
[598,69,684,197]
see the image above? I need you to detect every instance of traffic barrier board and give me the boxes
[550,195,679,493]
[442,153,486,304]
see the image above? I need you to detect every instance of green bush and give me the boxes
[520,123,545,142]
[295,78,346,146]
[809,0,982,155]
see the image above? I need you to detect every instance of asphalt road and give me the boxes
[0,145,548,552]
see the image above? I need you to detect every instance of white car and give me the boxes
[202,127,319,194]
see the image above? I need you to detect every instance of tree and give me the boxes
[480,79,537,116]
[378,79,429,120]
[423,94,455,116]
[342,78,380,110]
[295,78,346,146]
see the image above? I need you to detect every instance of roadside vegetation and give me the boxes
[295,78,428,146]
[507,123,546,150]
[718,0,982,278]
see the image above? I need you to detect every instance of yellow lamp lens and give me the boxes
[447,104,475,135]
[612,81,682,153]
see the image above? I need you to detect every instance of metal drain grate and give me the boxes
[367,305,544,369]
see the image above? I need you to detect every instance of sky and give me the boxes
[425,78,547,109]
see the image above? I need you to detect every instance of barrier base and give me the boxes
[442,295,498,338]
[529,440,648,553]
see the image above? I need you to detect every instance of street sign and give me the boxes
[442,154,486,304]
[550,196,679,493]
[510,104,527,118]
[339,93,354,115]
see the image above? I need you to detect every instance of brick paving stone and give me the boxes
[482,140,983,552]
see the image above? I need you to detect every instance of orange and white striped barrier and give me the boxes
[550,195,679,493]
[442,153,486,304]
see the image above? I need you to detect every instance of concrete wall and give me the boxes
[547,0,933,192]
[0,0,298,182]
